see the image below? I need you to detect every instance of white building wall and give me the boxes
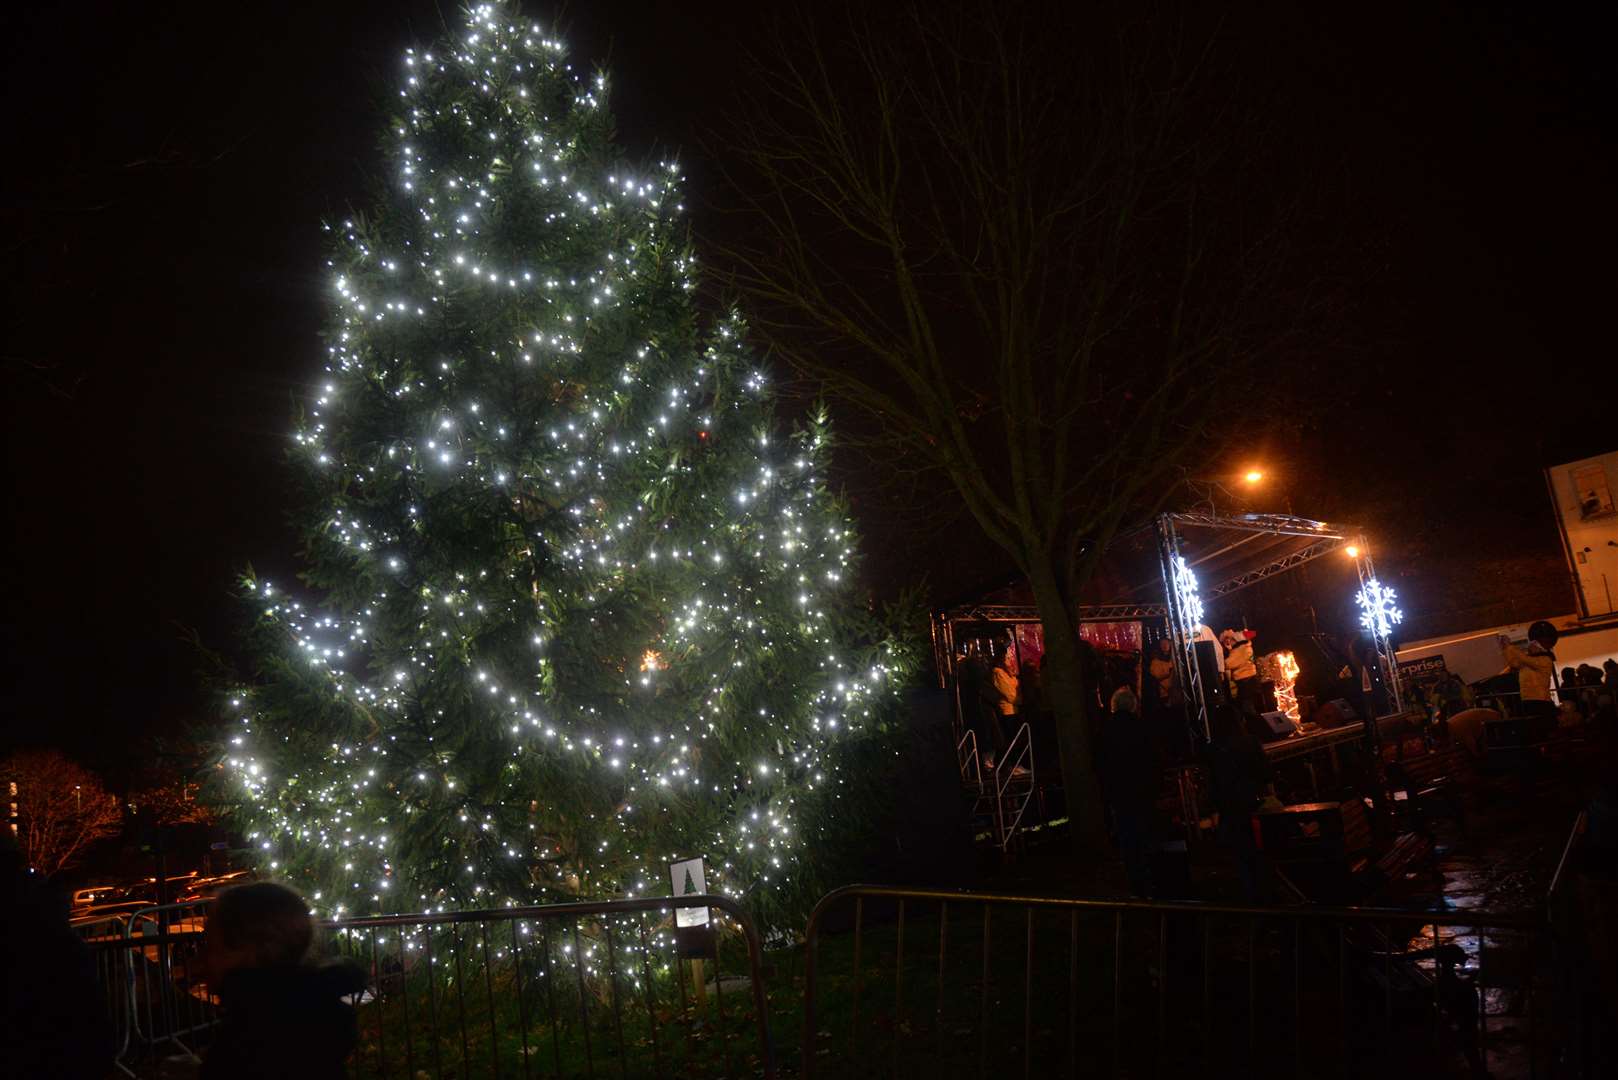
[1397,616,1618,685]
[1547,450,1618,619]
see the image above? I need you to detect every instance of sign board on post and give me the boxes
[1397,655,1447,680]
[669,855,715,983]
[1397,654,1448,697]
[669,856,709,927]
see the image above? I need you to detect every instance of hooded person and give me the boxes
[202,882,367,1080]
[1148,637,1180,710]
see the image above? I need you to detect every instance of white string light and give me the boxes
[1355,578,1404,642]
[1171,555,1205,640]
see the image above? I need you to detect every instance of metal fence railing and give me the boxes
[76,822,1605,1079]
[77,893,776,1079]
[799,884,1549,1080]
[1546,811,1605,1078]
[328,893,776,1080]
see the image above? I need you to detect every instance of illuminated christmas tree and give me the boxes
[215,2,905,927]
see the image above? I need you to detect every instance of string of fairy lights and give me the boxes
[220,3,905,929]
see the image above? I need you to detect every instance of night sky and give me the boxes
[4,1,1614,777]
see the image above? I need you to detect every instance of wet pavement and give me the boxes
[1392,757,1590,1078]
[982,732,1608,1078]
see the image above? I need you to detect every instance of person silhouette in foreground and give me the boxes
[202,881,366,1080]
[1207,703,1274,902]
[1100,687,1161,897]
[0,832,114,1078]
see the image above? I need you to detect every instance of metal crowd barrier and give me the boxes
[329,893,776,1080]
[78,899,218,1077]
[74,910,141,1074]
[799,884,1546,1079]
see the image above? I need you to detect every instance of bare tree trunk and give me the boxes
[1025,558,1107,855]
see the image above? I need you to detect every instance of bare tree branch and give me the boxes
[2,750,123,877]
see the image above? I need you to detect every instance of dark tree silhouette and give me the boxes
[717,3,1318,851]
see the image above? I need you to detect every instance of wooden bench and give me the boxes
[1271,827,1437,904]
[1260,800,1427,904]
[1363,831,1437,896]
[1385,741,1470,836]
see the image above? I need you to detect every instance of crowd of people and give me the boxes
[1559,658,1618,729]
[962,608,1618,903]
[1484,621,1618,741]
[953,620,1618,904]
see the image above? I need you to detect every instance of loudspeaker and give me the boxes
[1315,698,1358,728]
[1258,680,1278,714]
[1192,641,1226,708]
[1254,710,1297,741]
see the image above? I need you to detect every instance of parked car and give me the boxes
[71,884,124,908]
[121,870,201,904]
[70,899,152,935]
[176,870,251,903]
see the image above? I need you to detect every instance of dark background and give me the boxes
[3,1,1613,780]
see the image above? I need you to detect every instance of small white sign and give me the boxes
[669,856,709,927]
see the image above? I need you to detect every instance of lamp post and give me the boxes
[1187,465,1292,516]
[1240,466,1297,516]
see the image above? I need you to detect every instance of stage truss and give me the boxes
[933,511,1402,743]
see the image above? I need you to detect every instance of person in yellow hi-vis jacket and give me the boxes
[1499,619,1559,740]
[987,648,1021,767]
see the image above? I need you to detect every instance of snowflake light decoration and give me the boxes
[1171,555,1205,639]
[1355,578,1404,641]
